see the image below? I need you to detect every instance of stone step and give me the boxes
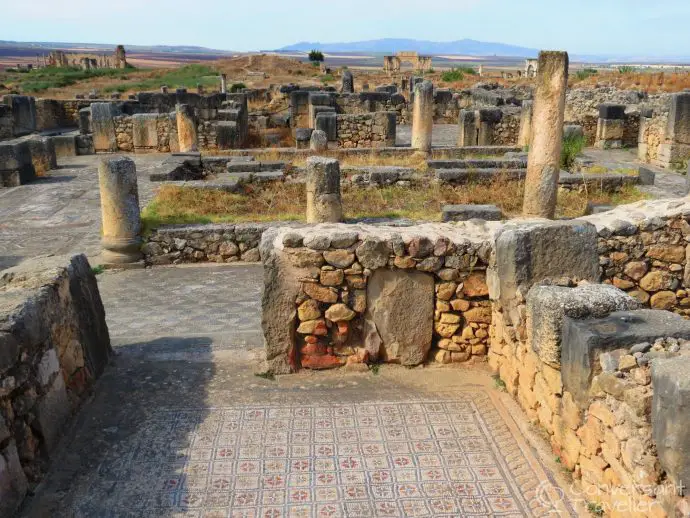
[226,160,286,173]
[428,158,527,170]
[436,168,526,184]
[227,170,285,183]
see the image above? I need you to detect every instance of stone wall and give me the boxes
[334,92,410,125]
[0,255,112,515]
[260,223,497,374]
[335,112,396,148]
[581,200,690,315]
[492,108,521,146]
[142,223,271,265]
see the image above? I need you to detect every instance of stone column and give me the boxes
[220,74,227,94]
[522,51,569,219]
[176,104,198,152]
[517,100,533,148]
[98,156,142,264]
[341,70,354,94]
[305,157,342,223]
[411,80,433,153]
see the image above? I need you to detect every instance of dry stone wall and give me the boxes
[335,112,396,148]
[260,223,498,374]
[0,255,112,515]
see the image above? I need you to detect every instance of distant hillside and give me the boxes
[0,40,235,55]
[278,38,539,57]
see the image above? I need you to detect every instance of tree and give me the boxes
[308,50,324,63]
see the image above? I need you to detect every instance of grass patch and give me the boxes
[561,133,586,171]
[441,66,477,82]
[492,374,507,391]
[575,68,598,81]
[102,64,219,93]
[254,371,275,381]
[370,364,380,375]
[320,74,335,84]
[16,66,133,93]
[587,502,604,516]
[618,65,636,74]
[142,178,649,232]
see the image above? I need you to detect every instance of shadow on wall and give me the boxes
[19,336,216,517]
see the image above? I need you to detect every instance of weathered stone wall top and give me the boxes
[0,254,112,515]
[579,198,690,234]
[264,221,501,253]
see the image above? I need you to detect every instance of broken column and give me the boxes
[657,92,690,168]
[176,104,198,152]
[517,100,533,148]
[522,51,569,219]
[90,102,119,152]
[457,110,477,147]
[114,45,127,69]
[310,129,328,152]
[411,80,433,153]
[594,103,625,149]
[98,156,142,264]
[341,70,354,93]
[220,74,227,94]
[305,157,342,223]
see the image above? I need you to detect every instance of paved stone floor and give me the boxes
[19,265,582,517]
[0,154,164,270]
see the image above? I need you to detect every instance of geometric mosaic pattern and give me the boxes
[73,394,574,517]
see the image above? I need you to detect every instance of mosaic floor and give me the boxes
[21,265,577,517]
[67,395,572,517]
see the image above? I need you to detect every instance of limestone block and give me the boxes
[78,107,91,135]
[442,204,502,222]
[652,357,690,487]
[132,113,159,150]
[315,113,337,141]
[216,121,238,150]
[365,269,434,365]
[562,309,690,408]
[3,94,36,137]
[457,110,477,147]
[310,130,328,152]
[489,220,599,308]
[666,92,690,145]
[527,284,639,367]
[52,135,77,157]
[90,102,120,152]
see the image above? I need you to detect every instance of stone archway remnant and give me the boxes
[383,51,433,74]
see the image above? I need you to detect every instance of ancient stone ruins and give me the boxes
[4,49,690,517]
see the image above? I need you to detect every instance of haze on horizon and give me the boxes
[3,0,689,57]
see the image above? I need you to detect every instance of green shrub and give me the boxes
[618,65,636,74]
[441,66,477,82]
[230,82,246,92]
[308,50,324,62]
[575,68,598,81]
[561,133,586,171]
[320,74,335,83]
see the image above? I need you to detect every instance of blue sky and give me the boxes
[2,0,689,57]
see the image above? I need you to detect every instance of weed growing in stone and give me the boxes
[493,374,506,391]
[91,265,105,275]
[587,502,604,516]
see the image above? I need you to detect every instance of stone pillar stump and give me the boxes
[306,157,342,223]
[98,156,142,264]
[176,104,198,152]
[411,80,434,153]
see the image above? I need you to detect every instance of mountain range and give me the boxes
[278,38,539,57]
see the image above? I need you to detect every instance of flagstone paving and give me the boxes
[19,265,581,517]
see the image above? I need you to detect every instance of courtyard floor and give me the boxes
[19,264,582,517]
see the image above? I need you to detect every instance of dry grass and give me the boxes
[141,178,648,232]
[569,69,690,93]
